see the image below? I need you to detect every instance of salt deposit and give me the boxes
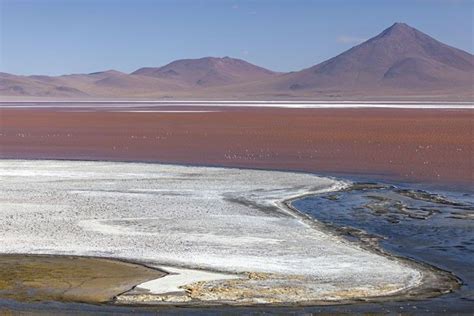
[0,159,425,304]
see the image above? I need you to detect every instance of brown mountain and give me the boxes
[67,70,184,96]
[1,23,472,100]
[0,70,184,98]
[132,57,276,87]
[0,72,87,97]
[254,23,473,97]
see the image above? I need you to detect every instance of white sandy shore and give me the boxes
[0,160,424,304]
[0,100,472,109]
[112,110,221,113]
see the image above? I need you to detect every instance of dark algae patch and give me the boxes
[292,182,474,313]
[0,255,165,304]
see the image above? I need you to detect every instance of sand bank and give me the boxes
[0,254,164,303]
[0,160,455,305]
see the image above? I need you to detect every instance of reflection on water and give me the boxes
[292,182,474,313]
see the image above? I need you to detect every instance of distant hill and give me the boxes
[132,57,276,87]
[0,70,183,98]
[1,23,472,100]
[258,23,473,98]
[0,72,88,97]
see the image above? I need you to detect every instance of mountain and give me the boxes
[1,23,472,100]
[65,70,184,96]
[0,70,184,98]
[132,57,276,87]
[0,72,88,97]
[256,23,473,97]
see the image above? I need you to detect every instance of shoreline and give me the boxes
[0,160,461,308]
[0,157,469,193]
[283,193,461,304]
[1,100,473,107]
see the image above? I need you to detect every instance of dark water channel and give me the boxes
[290,182,474,314]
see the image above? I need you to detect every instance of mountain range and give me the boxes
[1,23,472,100]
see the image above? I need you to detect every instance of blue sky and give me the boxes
[1,0,472,75]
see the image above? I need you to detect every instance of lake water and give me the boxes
[291,181,474,314]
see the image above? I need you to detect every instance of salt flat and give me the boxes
[0,160,426,304]
[0,100,472,109]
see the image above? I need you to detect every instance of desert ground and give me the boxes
[0,103,472,187]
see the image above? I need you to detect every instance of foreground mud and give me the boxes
[0,255,164,303]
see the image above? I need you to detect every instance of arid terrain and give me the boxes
[0,105,471,187]
[1,23,472,101]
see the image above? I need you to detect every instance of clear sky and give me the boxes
[1,0,472,76]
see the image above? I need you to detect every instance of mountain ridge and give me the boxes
[262,22,473,93]
[132,56,277,87]
[1,23,472,100]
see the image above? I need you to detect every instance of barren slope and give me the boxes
[132,56,276,87]
[250,23,473,98]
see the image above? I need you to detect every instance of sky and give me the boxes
[0,0,472,76]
